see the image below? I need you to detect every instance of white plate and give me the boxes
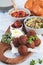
[0,0,12,7]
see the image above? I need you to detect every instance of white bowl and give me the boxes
[10,24,23,31]
[24,16,43,35]
[8,8,31,21]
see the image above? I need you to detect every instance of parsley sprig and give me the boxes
[27,35,38,44]
[30,59,43,65]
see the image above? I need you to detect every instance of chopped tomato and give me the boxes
[11,10,29,17]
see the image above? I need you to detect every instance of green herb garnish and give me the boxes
[30,59,43,65]
[38,59,42,64]
[30,60,35,65]
[27,36,34,44]
[34,35,38,40]
[27,35,38,44]
[29,36,35,40]
[27,39,33,44]
[1,33,12,44]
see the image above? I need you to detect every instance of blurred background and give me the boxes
[0,0,26,12]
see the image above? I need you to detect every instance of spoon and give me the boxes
[11,0,17,10]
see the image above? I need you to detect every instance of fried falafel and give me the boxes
[26,41,35,48]
[18,45,28,55]
[34,38,41,46]
[27,30,36,37]
[13,38,20,47]
[18,35,28,45]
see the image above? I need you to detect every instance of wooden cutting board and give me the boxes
[0,27,33,64]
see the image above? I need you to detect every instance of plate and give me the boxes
[0,0,12,7]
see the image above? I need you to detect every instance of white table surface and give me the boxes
[0,12,43,65]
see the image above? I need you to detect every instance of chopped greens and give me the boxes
[34,35,38,40]
[27,35,38,44]
[38,59,42,64]
[30,60,35,65]
[27,36,34,44]
[29,36,35,40]
[30,59,43,65]
[27,39,33,44]
[1,33,12,44]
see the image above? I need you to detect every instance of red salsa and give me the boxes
[11,20,22,28]
[11,11,29,17]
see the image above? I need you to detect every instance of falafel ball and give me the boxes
[18,45,28,55]
[26,41,35,48]
[27,30,36,37]
[34,38,41,46]
[18,35,28,45]
[13,38,20,47]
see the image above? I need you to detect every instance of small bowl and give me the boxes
[8,8,31,21]
[24,16,43,35]
[10,20,23,31]
[10,24,23,31]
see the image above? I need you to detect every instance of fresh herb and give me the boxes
[29,36,35,40]
[38,59,42,64]
[30,59,43,65]
[27,39,33,44]
[1,33,12,44]
[27,35,38,44]
[30,60,35,65]
[27,36,34,44]
[34,35,38,40]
